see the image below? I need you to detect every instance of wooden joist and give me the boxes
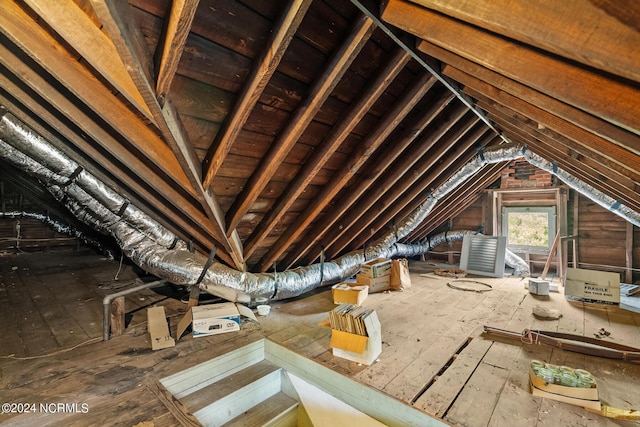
[406,0,640,83]
[257,71,437,271]
[381,0,640,135]
[242,47,411,261]
[202,0,313,190]
[225,13,376,234]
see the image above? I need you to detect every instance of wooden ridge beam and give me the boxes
[154,0,200,100]
[306,105,473,263]
[331,123,488,258]
[91,0,243,267]
[225,13,376,233]
[381,0,640,134]
[278,90,456,268]
[242,47,411,260]
[258,72,437,271]
[407,0,640,83]
[202,0,313,189]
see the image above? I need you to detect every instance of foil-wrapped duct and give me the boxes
[2,110,635,300]
[0,210,114,257]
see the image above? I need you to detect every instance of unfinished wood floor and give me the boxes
[1,250,639,426]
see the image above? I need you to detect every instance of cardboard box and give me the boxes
[529,278,550,296]
[565,268,620,304]
[329,311,381,366]
[356,273,391,293]
[360,258,392,278]
[177,302,256,339]
[529,366,600,411]
[332,282,368,305]
[147,306,175,350]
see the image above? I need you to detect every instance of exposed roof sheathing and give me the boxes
[0,0,638,273]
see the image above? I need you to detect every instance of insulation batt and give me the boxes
[6,110,636,300]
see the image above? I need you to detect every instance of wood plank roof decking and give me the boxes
[0,0,638,274]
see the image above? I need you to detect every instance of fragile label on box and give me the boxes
[565,268,620,304]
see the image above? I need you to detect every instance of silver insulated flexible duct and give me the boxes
[5,110,633,299]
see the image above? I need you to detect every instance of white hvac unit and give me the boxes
[459,235,507,278]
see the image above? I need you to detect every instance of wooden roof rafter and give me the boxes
[464,86,640,191]
[201,0,313,190]
[278,89,458,268]
[242,46,411,261]
[154,0,200,101]
[19,0,154,123]
[90,0,245,269]
[0,1,235,266]
[381,0,640,135]
[407,0,640,83]
[305,106,477,263]
[328,119,490,259]
[256,71,438,271]
[224,13,377,234]
[483,113,640,213]
[0,36,232,263]
[406,159,505,242]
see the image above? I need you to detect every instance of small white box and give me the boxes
[177,302,257,339]
[529,278,550,295]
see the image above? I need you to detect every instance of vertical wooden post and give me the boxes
[187,285,200,308]
[110,296,126,337]
[557,188,568,280]
[1,181,5,212]
[573,192,579,268]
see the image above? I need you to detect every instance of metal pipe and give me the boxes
[102,279,167,341]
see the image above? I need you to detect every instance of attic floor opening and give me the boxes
[2,250,640,426]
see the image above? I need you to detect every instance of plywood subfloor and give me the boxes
[1,251,639,426]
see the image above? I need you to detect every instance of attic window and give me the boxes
[502,206,556,251]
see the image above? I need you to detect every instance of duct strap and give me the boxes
[476,146,485,161]
[271,262,278,299]
[168,237,179,250]
[319,246,325,285]
[62,166,83,187]
[552,161,558,174]
[195,246,217,285]
[610,200,622,211]
[393,219,399,242]
[117,201,130,217]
